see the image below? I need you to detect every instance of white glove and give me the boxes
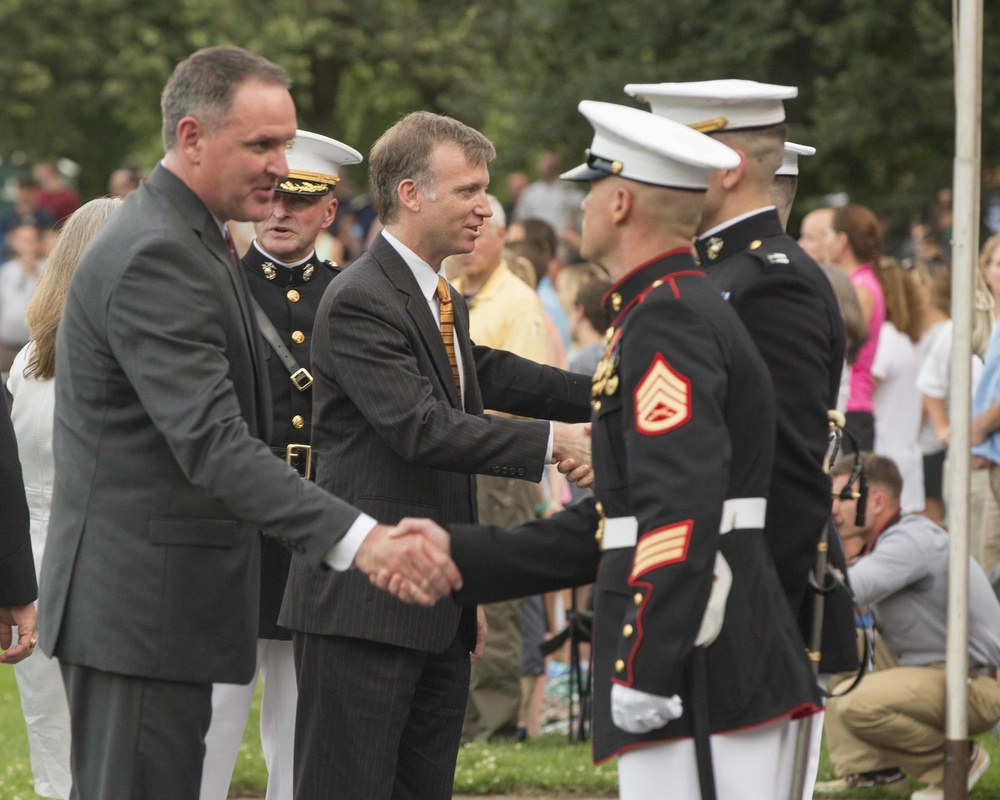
[610,683,683,733]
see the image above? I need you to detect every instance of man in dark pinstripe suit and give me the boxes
[280,111,593,800]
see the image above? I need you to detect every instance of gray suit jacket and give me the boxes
[280,234,591,652]
[38,164,362,685]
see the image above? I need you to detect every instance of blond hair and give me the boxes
[875,258,926,344]
[25,197,123,379]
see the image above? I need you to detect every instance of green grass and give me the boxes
[3,664,1000,799]
[0,666,43,800]
[455,736,616,795]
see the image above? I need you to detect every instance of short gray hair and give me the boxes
[369,111,495,225]
[161,46,291,151]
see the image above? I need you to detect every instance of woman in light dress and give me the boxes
[8,197,121,799]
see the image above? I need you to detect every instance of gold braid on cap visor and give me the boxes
[278,169,340,193]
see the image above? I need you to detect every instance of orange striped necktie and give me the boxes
[435,276,462,400]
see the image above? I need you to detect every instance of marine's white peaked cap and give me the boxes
[776,141,816,177]
[624,79,797,133]
[560,100,740,191]
[277,129,363,195]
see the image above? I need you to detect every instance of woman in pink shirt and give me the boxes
[832,204,886,451]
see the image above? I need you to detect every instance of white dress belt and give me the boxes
[601,497,767,550]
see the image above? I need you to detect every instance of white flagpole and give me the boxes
[945,0,981,796]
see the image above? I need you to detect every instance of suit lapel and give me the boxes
[370,236,463,409]
[202,229,271,432]
[145,166,270,434]
[450,293,481,413]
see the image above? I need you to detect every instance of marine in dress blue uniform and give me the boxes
[200,130,362,800]
[627,80,858,677]
[421,101,822,800]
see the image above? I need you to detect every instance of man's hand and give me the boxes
[552,422,591,464]
[610,683,683,733]
[471,605,488,663]
[552,422,593,487]
[356,521,462,606]
[0,602,37,665]
[555,458,593,488]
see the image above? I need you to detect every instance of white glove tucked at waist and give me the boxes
[610,683,683,733]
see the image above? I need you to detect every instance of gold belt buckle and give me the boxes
[286,444,312,480]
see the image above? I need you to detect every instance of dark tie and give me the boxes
[223,227,239,269]
[435,276,462,401]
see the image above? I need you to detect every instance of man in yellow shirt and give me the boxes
[449,194,549,740]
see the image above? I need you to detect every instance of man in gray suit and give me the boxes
[0,397,35,666]
[37,47,458,800]
[281,111,593,800]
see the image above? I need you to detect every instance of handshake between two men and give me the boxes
[353,422,593,605]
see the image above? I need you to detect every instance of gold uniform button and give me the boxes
[287,289,301,302]
[291,330,305,344]
[615,659,625,673]
[623,624,634,638]
[749,240,762,250]
[292,415,305,429]
[611,292,622,311]
[633,592,643,606]
[651,279,664,288]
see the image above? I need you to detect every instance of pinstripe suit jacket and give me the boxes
[280,233,591,652]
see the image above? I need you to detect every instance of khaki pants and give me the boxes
[981,464,1000,574]
[463,475,539,740]
[825,662,1000,784]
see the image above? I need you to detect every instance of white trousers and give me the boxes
[14,649,72,799]
[199,638,297,800]
[617,712,824,800]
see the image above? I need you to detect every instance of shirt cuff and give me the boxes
[324,512,378,570]
[545,421,554,463]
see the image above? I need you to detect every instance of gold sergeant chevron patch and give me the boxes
[631,521,693,578]
[634,354,691,435]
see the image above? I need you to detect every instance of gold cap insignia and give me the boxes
[689,116,729,134]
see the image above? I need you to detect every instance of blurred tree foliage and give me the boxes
[0,0,996,236]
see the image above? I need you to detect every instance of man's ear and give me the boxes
[397,179,422,213]
[321,197,339,230]
[176,116,205,164]
[867,486,888,520]
[720,149,747,191]
[610,185,634,225]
